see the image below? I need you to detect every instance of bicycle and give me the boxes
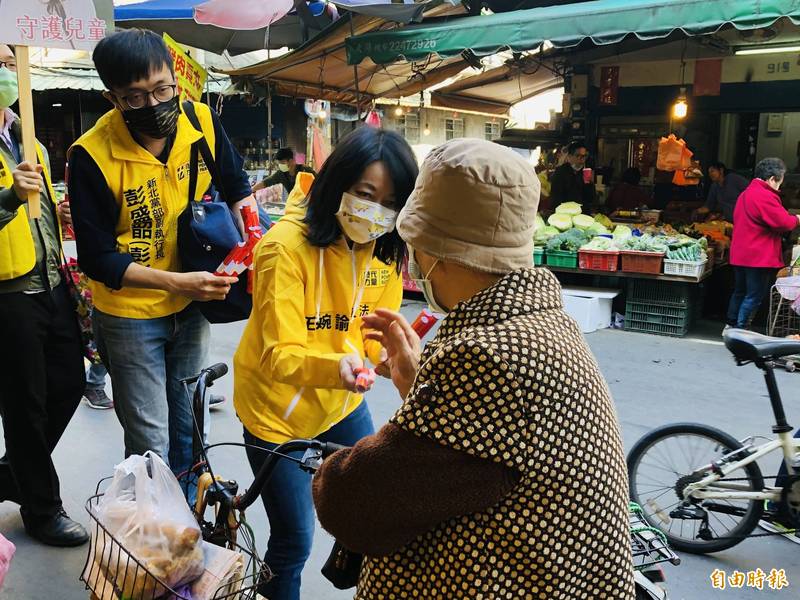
[81,362,345,600]
[81,362,678,599]
[627,328,800,554]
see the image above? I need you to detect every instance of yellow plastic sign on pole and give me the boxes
[163,33,208,103]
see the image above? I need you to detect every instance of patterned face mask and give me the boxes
[335,192,398,245]
[122,96,180,140]
[0,68,18,110]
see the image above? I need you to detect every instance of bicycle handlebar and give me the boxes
[234,439,349,511]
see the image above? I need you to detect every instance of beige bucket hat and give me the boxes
[397,138,541,274]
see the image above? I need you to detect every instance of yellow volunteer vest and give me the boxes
[0,144,60,281]
[71,102,216,319]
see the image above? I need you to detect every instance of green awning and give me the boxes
[346,0,800,65]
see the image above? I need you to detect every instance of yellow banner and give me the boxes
[163,33,208,102]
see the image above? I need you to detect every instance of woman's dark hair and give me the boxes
[567,141,587,155]
[621,167,641,186]
[755,157,787,182]
[708,161,727,173]
[93,29,174,91]
[275,147,294,161]
[304,127,418,271]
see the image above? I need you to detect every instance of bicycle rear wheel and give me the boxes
[627,422,764,554]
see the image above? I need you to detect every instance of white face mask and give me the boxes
[335,192,397,245]
[408,246,449,314]
[278,162,290,173]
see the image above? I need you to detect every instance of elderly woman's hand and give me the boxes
[362,309,421,398]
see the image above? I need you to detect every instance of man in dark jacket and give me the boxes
[549,141,594,210]
[253,147,316,194]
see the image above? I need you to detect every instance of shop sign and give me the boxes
[163,33,208,103]
[3,0,112,51]
[599,66,619,106]
[694,59,722,97]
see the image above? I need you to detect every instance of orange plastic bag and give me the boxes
[657,134,691,171]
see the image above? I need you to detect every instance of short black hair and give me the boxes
[567,141,587,155]
[755,157,787,182]
[708,161,727,173]
[622,167,641,186]
[304,127,418,271]
[93,29,174,91]
[275,148,294,161]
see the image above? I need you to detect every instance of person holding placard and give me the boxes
[0,43,89,547]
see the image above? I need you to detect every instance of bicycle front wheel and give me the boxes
[627,422,764,554]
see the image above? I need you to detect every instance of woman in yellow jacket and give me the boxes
[233,126,418,600]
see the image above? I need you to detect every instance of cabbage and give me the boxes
[612,225,632,244]
[535,214,546,231]
[572,214,595,230]
[555,202,583,216]
[588,222,610,235]
[581,237,614,251]
[534,225,560,242]
[594,214,613,229]
[548,213,573,231]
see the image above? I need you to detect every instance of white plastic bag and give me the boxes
[90,452,205,598]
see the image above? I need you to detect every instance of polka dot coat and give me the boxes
[356,268,635,599]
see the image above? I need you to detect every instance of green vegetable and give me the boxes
[546,228,590,253]
[548,213,573,231]
[594,213,613,229]
[621,234,668,253]
[588,222,610,235]
[572,214,596,230]
[581,237,614,251]
[612,225,633,244]
[535,213,546,231]
[555,202,583,216]
[534,225,561,243]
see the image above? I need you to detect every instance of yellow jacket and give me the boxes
[70,102,214,319]
[234,174,403,443]
[0,144,59,282]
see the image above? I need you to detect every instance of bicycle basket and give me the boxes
[81,488,271,600]
[630,503,680,571]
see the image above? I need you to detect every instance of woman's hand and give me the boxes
[362,309,421,399]
[339,354,369,393]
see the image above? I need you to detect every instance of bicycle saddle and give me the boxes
[724,328,800,361]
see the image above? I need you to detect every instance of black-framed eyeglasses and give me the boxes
[115,84,177,110]
[0,61,17,72]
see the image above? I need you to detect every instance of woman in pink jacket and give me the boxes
[728,158,800,330]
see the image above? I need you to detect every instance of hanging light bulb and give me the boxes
[423,123,431,136]
[395,103,404,117]
[318,108,328,120]
[672,87,688,120]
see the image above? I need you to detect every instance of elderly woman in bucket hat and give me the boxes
[312,138,634,599]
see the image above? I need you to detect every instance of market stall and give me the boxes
[533,201,730,337]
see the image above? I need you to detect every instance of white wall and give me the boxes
[756,112,800,168]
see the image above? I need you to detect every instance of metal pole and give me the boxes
[349,14,361,121]
[267,83,273,164]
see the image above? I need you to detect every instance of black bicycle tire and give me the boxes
[627,422,765,554]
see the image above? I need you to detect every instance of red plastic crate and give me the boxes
[579,249,620,272]
[620,251,665,274]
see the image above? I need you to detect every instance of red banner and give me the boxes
[694,59,723,97]
[599,66,619,106]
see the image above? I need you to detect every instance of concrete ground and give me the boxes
[2,299,799,599]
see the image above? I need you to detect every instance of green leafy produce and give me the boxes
[588,222,610,235]
[535,213,546,231]
[581,237,614,251]
[534,225,561,243]
[594,213,613,229]
[548,213,573,231]
[612,225,632,244]
[555,202,583,216]
[572,214,596,230]
[546,228,590,253]
[621,234,668,253]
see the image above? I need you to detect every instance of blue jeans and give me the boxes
[727,267,774,329]
[86,362,108,391]
[243,401,375,600]
[94,305,209,485]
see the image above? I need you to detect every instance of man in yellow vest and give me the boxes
[68,30,253,487]
[0,43,89,547]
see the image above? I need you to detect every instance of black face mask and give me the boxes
[122,97,180,140]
